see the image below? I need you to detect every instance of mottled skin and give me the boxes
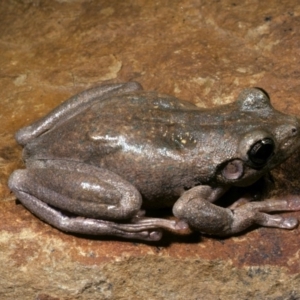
[8,82,300,241]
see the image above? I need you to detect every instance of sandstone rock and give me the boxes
[1,1,300,299]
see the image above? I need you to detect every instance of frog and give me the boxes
[8,81,300,241]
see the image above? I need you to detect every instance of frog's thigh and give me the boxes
[8,165,164,241]
[9,165,142,220]
[9,173,163,241]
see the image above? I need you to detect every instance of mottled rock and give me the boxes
[1,0,300,299]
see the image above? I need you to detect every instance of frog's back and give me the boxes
[22,91,200,163]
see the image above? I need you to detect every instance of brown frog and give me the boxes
[8,82,300,241]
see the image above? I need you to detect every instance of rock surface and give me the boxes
[1,0,300,299]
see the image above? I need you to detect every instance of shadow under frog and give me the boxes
[8,82,300,241]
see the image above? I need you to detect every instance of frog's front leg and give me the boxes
[8,161,185,241]
[173,185,300,236]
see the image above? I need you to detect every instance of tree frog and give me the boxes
[8,82,300,241]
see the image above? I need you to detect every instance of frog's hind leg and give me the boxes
[16,81,143,146]
[8,161,184,241]
[8,188,162,241]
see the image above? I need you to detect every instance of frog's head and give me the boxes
[216,88,300,187]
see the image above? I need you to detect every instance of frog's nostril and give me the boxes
[291,127,297,134]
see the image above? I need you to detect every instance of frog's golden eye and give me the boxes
[248,138,274,166]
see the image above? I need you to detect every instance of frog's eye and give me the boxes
[248,138,275,166]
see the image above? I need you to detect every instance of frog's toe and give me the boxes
[131,216,190,234]
[256,214,298,229]
[148,230,163,241]
[109,229,163,241]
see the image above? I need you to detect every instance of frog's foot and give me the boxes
[131,215,190,235]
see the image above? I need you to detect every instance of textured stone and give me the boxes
[1,0,300,299]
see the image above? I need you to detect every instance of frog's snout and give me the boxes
[286,114,300,134]
[290,123,299,137]
[292,116,300,137]
[296,116,300,130]
[281,116,300,149]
